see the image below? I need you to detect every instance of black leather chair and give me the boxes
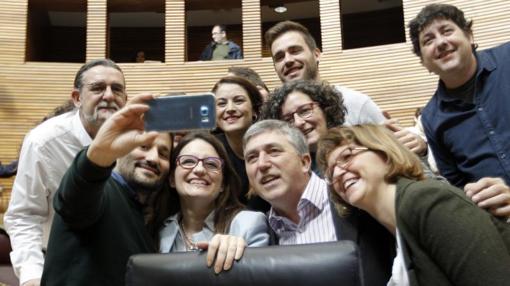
[126,241,363,286]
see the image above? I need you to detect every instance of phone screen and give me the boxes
[144,93,216,132]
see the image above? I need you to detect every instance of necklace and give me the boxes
[179,219,199,251]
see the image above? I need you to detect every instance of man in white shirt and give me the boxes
[264,21,427,156]
[264,20,385,125]
[4,59,127,286]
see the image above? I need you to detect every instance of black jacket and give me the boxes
[199,41,242,60]
[41,148,156,286]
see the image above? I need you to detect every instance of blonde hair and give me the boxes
[316,124,425,216]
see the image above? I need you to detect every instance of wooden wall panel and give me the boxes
[242,0,261,59]
[320,0,342,53]
[1,0,509,215]
[87,0,107,59]
[0,0,28,64]
[166,0,185,63]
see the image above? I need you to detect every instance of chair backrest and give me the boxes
[0,229,12,265]
[126,241,363,286]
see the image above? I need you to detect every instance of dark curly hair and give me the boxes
[409,3,474,58]
[261,80,346,129]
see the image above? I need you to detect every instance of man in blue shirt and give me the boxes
[409,4,510,219]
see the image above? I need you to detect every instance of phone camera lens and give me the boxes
[200,106,209,116]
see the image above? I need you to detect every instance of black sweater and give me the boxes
[42,148,155,286]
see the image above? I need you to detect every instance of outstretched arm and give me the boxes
[385,119,427,156]
[87,93,159,167]
[56,93,160,228]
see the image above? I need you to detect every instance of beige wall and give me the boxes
[1,0,509,214]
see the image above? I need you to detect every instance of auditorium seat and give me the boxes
[0,229,19,286]
[126,241,363,286]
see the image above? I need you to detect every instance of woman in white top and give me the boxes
[159,131,269,273]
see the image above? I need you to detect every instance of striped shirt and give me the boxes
[268,172,337,245]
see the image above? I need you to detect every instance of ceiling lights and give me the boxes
[273,4,287,13]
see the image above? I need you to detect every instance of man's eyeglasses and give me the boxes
[281,102,318,124]
[325,146,369,185]
[176,155,223,173]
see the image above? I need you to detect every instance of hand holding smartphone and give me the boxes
[144,93,216,132]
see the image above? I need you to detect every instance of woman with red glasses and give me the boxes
[159,132,269,273]
[316,125,510,286]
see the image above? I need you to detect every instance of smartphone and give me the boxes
[144,93,216,132]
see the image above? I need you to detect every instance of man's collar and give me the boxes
[300,172,328,209]
[73,110,93,145]
[111,171,135,196]
[268,172,326,222]
[111,171,154,205]
[437,49,496,102]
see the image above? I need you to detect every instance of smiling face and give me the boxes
[271,31,321,83]
[74,65,127,135]
[244,131,310,210]
[173,139,224,204]
[419,18,476,86]
[281,91,327,151]
[116,132,171,190]
[326,144,389,209]
[215,83,254,135]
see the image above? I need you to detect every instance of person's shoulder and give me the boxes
[421,97,439,126]
[25,111,77,146]
[334,84,384,125]
[480,42,510,67]
[334,84,368,100]
[484,41,510,56]
[397,178,471,210]
[228,41,241,49]
[234,210,267,222]
[229,210,268,237]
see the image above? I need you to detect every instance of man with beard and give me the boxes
[264,21,385,126]
[4,59,127,286]
[41,93,172,286]
[264,21,429,160]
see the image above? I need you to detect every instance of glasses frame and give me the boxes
[176,155,224,173]
[325,146,369,185]
[281,102,318,124]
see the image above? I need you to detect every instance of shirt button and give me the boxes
[478,107,483,111]
[502,154,507,159]
[489,131,495,135]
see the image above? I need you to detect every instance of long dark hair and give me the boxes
[212,76,264,121]
[170,131,244,233]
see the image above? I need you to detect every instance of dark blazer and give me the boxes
[269,201,395,286]
[331,202,395,286]
[199,41,242,60]
[396,177,510,286]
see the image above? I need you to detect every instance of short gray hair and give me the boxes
[243,119,309,156]
[74,59,124,91]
